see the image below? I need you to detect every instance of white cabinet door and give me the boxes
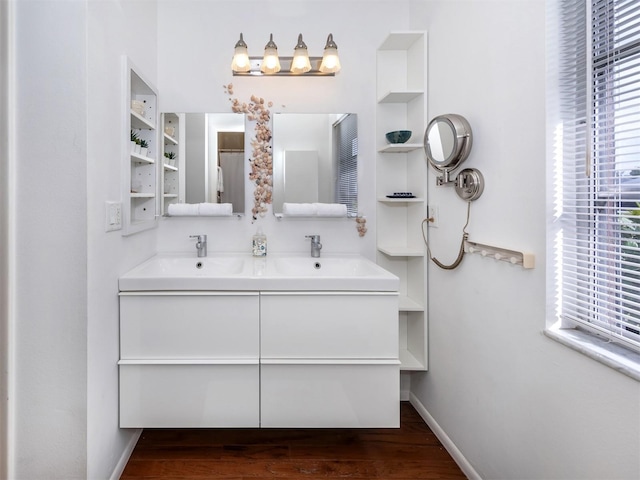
[260,292,398,359]
[261,362,399,427]
[120,292,259,359]
[120,363,259,427]
[119,292,260,427]
[260,292,399,428]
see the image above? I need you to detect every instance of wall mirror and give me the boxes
[423,113,483,202]
[161,113,245,216]
[423,113,472,185]
[272,113,358,217]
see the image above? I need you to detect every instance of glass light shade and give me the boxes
[231,46,250,72]
[231,33,251,73]
[319,47,340,73]
[260,34,281,74]
[319,34,341,73]
[290,34,311,74]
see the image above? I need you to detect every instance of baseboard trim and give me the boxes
[409,393,481,480]
[109,429,142,480]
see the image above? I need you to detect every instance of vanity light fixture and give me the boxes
[232,33,340,76]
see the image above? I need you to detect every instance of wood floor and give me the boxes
[120,402,466,479]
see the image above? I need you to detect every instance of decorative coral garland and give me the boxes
[223,83,273,221]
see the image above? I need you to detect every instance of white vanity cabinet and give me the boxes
[260,292,400,428]
[118,288,399,428]
[118,292,260,428]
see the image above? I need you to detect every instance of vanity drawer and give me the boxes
[120,292,259,359]
[261,361,399,427]
[260,292,398,359]
[119,362,259,428]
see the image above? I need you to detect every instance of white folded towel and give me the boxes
[314,203,347,217]
[282,203,317,216]
[198,203,233,216]
[167,203,199,216]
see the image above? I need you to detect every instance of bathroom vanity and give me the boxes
[118,253,400,428]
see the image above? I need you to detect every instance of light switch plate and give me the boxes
[106,201,122,232]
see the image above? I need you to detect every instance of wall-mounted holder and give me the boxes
[465,239,535,269]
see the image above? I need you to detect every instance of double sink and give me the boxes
[119,253,399,292]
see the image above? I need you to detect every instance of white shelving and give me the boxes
[161,112,184,214]
[378,143,422,153]
[376,32,428,372]
[123,56,159,235]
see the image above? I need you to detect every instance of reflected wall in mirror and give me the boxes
[272,113,357,217]
[161,113,245,216]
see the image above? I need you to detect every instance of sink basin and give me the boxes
[131,255,245,276]
[119,253,398,292]
[119,253,254,291]
[266,255,399,291]
[273,256,388,277]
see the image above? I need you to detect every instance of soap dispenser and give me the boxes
[252,227,267,257]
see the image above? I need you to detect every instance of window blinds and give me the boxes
[550,0,640,352]
[334,114,358,217]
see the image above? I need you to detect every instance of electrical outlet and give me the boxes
[105,201,122,232]
[428,205,439,228]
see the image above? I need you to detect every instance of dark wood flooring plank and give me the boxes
[120,402,467,480]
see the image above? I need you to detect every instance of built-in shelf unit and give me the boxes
[123,57,159,235]
[376,32,428,371]
[161,112,184,214]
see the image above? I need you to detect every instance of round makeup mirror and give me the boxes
[423,114,473,175]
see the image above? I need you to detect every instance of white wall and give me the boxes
[12,1,88,478]
[410,2,640,479]
[1,0,12,477]
[86,1,158,478]
[156,0,411,258]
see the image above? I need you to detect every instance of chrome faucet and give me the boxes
[189,234,208,257]
[305,235,322,258]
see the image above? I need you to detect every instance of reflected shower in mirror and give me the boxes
[272,113,357,217]
[162,113,245,216]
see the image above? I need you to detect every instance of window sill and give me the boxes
[544,326,640,381]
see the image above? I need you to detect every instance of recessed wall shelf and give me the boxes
[164,133,178,145]
[161,112,183,215]
[123,56,159,236]
[130,152,155,164]
[131,110,155,130]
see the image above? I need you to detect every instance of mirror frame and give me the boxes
[423,114,473,174]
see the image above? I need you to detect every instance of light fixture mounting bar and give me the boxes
[233,56,336,76]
